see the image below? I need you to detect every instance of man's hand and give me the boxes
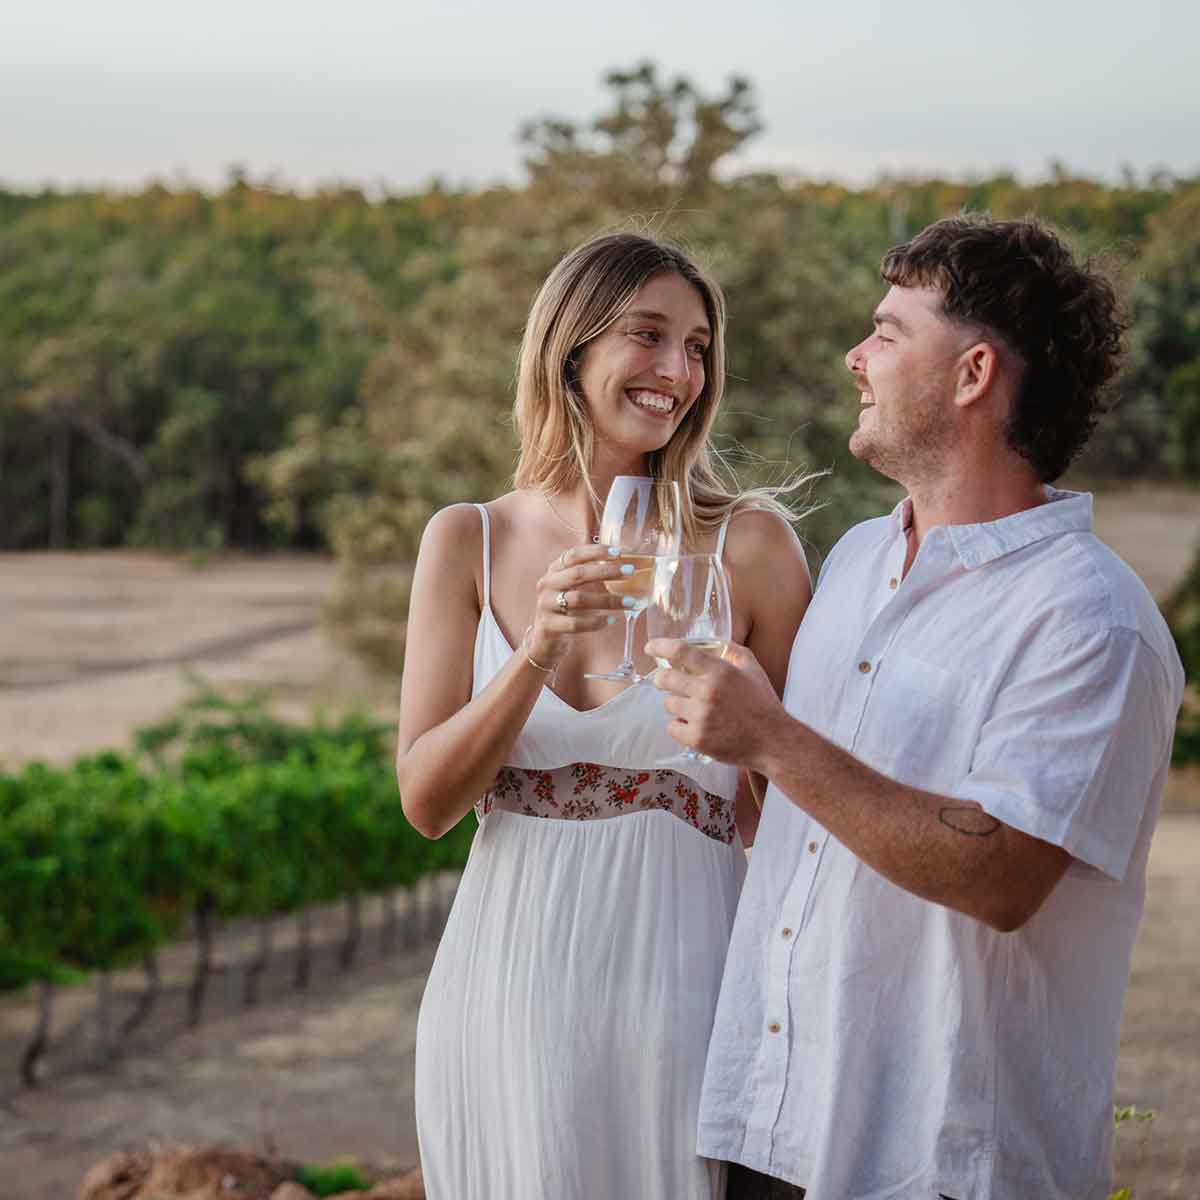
[646,638,788,769]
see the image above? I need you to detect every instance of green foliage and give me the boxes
[1114,1104,1155,1127]
[0,688,474,992]
[1164,546,1200,765]
[1109,1104,1155,1199]
[522,61,761,206]
[294,1161,371,1196]
[1081,186,1200,478]
[0,182,453,550]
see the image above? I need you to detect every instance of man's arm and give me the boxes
[648,639,1071,931]
[753,706,1071,931]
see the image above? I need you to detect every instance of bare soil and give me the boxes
[1,484,1198,1198]
[0,896,440,1199]
[0,550,399,770]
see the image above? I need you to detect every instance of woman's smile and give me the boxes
[627,388,679,417]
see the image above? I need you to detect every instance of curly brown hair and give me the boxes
[880,213,1127,482]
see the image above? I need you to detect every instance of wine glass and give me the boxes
[583,476,681,683]
[646,553,733,763]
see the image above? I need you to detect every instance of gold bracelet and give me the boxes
[522,626,558,681]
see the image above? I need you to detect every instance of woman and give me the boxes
[400,232,812,1199]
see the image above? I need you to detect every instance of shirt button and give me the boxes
[781,926,793,939]
[888,577,898,589]
[768,1021,782,1034]
[807,840,818,854]
[858,660,872,674]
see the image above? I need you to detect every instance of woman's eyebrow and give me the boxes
[624,308,711,338]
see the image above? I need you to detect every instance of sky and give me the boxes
[4,0,1198,194]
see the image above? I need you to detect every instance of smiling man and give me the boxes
[649,214,1185,1200]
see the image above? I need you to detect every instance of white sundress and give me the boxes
[414,504,746,1200]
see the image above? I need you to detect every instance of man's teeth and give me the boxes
[629,390,676,413]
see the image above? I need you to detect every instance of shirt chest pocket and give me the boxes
[852,651,982,792]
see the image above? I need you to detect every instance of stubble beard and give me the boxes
[850,422,905,484]
[849,386,955,488]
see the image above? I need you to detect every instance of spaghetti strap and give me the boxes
[715,512,732,562]
[474,503,491,609]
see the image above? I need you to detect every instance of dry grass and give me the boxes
[0,550,397,769]
[2,483,1196,773]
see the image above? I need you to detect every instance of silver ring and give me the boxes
[555,590,569,614]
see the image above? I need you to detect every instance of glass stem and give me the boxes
[618,611,638,673]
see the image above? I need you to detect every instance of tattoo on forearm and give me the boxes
[938,804,1001,837]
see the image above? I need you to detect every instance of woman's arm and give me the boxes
[723,509,812,845]
[734,770,761,848]
[396,505,624,839]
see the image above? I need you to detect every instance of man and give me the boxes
[648,214,1185,1200]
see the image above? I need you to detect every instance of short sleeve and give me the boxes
[953,625,1179,881]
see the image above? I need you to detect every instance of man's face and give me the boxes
[844,284,967,485]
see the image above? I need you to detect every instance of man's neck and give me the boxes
[902,466,1048,577]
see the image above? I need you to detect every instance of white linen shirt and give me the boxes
[697,489,1185,1200]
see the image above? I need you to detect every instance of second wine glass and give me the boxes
[584,476,681,683]
[646,552,733,763]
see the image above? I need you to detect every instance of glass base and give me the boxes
[656,747,713,769]
[582,669,643,683]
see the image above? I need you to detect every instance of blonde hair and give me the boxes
[514,232,807,546]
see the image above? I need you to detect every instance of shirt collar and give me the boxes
[887,487,1094,570]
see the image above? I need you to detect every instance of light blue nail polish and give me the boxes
[620,563,635,576]
[607,546,621,557]
[622,596,638,609]
[607,615,617,625]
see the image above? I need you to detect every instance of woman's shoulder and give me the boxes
[721,508,812,649]
[720,507,813,621]
[421,501,484,549]
[419,491,534,569]
[424,491,521,539]
[724,506,808,571]
[415,498,520,611]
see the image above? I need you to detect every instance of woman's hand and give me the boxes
[528,544,631,665]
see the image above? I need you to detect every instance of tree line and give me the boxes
[3,64,1198,684]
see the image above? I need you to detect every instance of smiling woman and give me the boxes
[516,234,723,543]
[395,230,814,1199]
[574,272,711,447]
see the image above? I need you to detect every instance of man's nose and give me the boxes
[845,340,867,373]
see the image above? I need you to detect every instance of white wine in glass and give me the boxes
[657,636,728,673]
[603,554,657,606]
[646,553,733,762]
[585,477,681,682]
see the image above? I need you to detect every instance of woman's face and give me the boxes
[575,272,711,458]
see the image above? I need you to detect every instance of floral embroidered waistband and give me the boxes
[477,762,735,845]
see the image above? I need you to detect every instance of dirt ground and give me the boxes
[0,550,398,771]
[2,483,1196,773]
[0,895,439,1198]
[0,823,1195,1198]
[1,484,1198,1198]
